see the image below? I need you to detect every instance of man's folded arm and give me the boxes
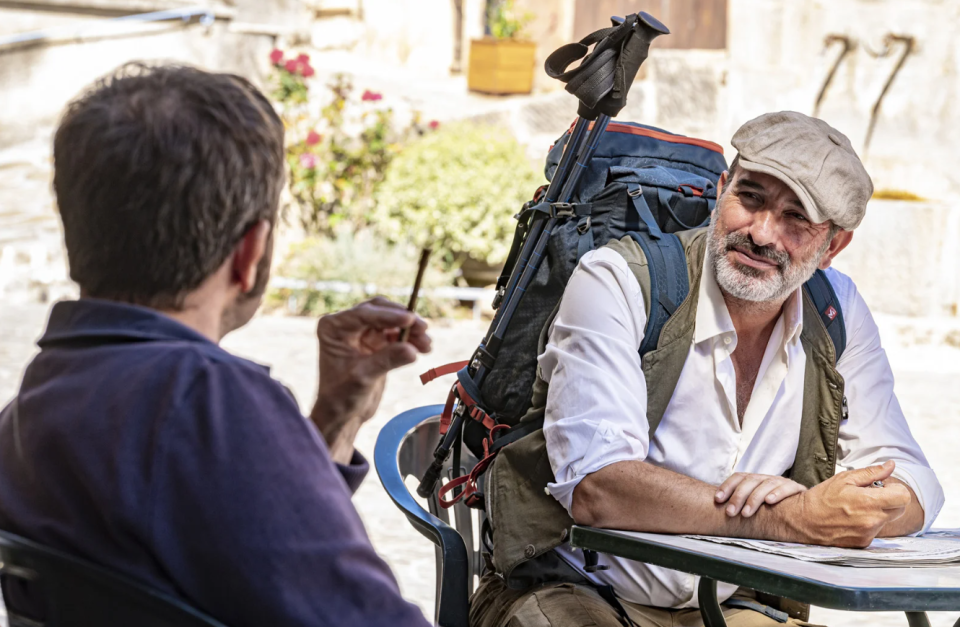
[148,363,430,627]
[571,459,805,540]
[543,253,918,549]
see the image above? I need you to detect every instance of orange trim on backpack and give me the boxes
[568,119,724,155]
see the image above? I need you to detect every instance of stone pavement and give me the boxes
[1,305,959,627]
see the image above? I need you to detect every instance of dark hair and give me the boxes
[53,63,285,309]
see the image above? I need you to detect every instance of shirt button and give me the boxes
[723,336,732,345]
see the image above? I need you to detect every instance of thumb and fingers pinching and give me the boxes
[847,459,896,487]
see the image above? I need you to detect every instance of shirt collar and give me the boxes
[695,253,736,345]
[781,287,804,346]
[695,253,805,347]
[38,298,216,348]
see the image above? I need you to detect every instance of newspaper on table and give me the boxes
[683,529,960,567]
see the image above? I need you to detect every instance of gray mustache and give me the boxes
[724,233,789,269]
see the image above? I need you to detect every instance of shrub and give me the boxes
[267,229,456,317]
[373,122,544,269]
[488,0,534,40]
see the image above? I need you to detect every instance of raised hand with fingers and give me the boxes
[310,297,431,463]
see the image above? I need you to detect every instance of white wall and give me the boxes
[832,199,960,318]
[0,4,279,148]
[725,0,960,199]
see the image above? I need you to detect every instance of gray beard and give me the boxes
[707,216,829,303]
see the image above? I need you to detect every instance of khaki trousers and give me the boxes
[469,573,823,627]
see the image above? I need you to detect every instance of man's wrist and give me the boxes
[735,492,812,544]
[310,401,362,465]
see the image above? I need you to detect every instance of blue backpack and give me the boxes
[430,121,845,462]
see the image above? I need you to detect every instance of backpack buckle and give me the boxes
[577,216,592,234]
[550,202,576,218]
[492,286,505,310]
[628,185,643,197]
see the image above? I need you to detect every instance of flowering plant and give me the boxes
[268,50,440,234]
[269,49,315,104]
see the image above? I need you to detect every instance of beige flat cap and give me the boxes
[731,111,873,230]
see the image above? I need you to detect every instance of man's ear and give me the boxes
[717,170,729,197]
[818,228,853,270]
[232,220,271,293]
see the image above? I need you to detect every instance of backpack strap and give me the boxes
[625,183,690,357]
[802,270,846,363]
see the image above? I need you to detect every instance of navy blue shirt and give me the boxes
[0,299,430,626]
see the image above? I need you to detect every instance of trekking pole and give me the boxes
[478,10,669,374]
[417,11,669,499]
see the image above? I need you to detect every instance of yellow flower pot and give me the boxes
[467,37,537,95]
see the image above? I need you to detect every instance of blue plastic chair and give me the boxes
[0,529,225,627]
[375,405,484,627]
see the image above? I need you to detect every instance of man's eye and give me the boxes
[739,192,762,205]
[788,212,808,222]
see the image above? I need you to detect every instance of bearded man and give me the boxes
[470,112,944,627]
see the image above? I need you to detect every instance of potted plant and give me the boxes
[467,0,536,95]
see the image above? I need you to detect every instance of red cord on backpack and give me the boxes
[437,424,510,509]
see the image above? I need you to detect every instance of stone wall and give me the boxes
[832,199,960,318]
[725,0,960,201]
[0,0,294,148]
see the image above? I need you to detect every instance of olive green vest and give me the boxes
[485,229,845,617]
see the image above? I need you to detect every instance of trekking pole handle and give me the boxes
[588,12,669,120]
[546,11,669,120]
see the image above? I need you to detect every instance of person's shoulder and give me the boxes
[579,247,641,289]
[821,266,866,318]
[151,340,298,414]
[821,266,877,361]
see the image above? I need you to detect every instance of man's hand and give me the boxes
[310,297,431,464]
[715,473,807,518]
[792,460,913,547]
[572,458,921,548]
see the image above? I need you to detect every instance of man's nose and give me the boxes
[747,210,778,248]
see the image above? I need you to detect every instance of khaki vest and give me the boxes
[485,229,846,619]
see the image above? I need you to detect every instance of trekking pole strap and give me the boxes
[544,12,669,120]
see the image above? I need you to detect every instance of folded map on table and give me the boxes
[683,530,960,567]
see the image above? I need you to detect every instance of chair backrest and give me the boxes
[0,530,225,627]
[375,405,484,627]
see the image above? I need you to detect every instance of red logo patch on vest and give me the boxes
[825,306,838,321]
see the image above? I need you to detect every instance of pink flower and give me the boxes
[428,120,440,130]
[296,53,311,64]
[301,64,315,78]
[361,89,383,102]
[305,130,322,145]
[299,153,318,169]
[284,59,298,74]
[269,48,284,65]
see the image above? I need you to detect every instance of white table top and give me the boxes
[598,530,960,590]
[571,527,960,610]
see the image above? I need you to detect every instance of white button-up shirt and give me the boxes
[541,247,944,609]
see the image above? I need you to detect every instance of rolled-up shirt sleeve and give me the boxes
[337,450,370,494]
[542,248,651,514]
[829,268,945,534]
